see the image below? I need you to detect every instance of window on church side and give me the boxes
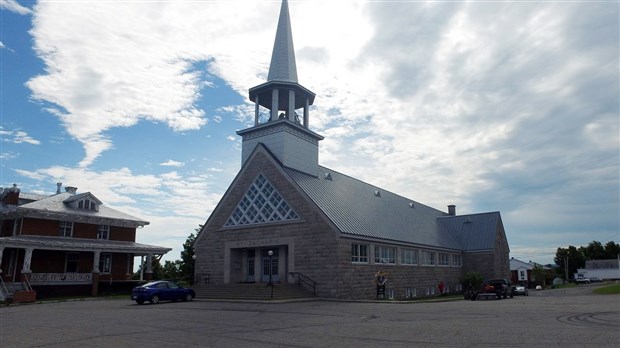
[421,251,436,266]
[374,246,396,264]
[438,253,451,267]
[452,254,463,267]
[224,174,299,227]
[351,244,368,263]
[400,249,418,265]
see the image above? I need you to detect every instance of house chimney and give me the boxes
[56,182,62,194]
[65,186,78,194]
[448,204,456,216]
[1,184,21,205]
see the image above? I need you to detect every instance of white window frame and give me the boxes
[12,218,22,236]
[438,253,450,267]
[351,243,369,263]
[374,245,396,264]
[421,251,436,266]
[400,249,418,265]
[59,221,73,237]
[387,288,395,300]
[452,254,463,267]
[97,225,110,240]
[405,287,417,299]
[99,253,112,273]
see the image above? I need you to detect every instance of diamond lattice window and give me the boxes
[225,174,299,227]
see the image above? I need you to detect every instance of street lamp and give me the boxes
[268,250,274,298]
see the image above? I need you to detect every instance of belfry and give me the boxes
[238,0,323,176]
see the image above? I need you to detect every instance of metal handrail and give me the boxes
[23,275,33,292]
[0,276,9,297]
[289,272,317,295]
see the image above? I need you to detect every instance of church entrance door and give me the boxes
[261,248,279,283]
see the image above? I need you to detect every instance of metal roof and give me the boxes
[1,192,149,228]
[436,212,501,252]
[0,235,170,255]
[285,166,464,250]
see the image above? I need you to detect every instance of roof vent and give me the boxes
[324,172,332,180]
[465,218,472,223]
[65,186,78,194]
[374,190,381,197]
[409,202,415,208]
[56,182,62,194]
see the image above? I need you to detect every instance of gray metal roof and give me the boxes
[267,0,298,83]
[436,212,501,252]
[285,166,464,250]
[1,192,149,228]
[0,235,170,255]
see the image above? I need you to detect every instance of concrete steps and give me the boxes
[193,283,315,301]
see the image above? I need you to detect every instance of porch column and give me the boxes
[91,251,101,296]
[145,253,153,280]
[0,246,4,274]
[22,248,33,273]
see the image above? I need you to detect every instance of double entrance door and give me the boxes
[246,248,279,283]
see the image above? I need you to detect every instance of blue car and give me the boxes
[131,281,195,305]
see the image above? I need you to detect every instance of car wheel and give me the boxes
[136,300,144,305]
[150,295,160,304]
[184,293,193,302]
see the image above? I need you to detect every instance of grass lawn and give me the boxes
[593,283,620,295]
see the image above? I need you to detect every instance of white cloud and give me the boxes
[160,160,185,168]
[0,0,31,15]
[0,128,41,145]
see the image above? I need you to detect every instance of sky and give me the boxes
[1,0,618,266]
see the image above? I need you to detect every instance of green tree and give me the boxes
[604,241,620,259]
[531,264,547,287]
[554,246,586,280]
[179,232,198,284]
[579,241,606,260]
[460,271,484,290]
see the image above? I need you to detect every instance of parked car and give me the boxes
[489,278,515,299]
[575,276,590,284]
[589,277,602,282]
[131,281,195,305]
[513,285,528,296]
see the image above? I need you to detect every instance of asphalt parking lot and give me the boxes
[1,284,618,347]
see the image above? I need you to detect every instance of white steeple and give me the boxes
[239,0,323,176]
[268,0,298,83]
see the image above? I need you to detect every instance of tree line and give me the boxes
[133,228,199,285]
[554,240,620,279]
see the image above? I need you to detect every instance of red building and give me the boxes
[0,183,170,301]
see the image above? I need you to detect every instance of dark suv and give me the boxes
[489,278,515,299]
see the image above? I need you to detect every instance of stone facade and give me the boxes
[194,146,509,300]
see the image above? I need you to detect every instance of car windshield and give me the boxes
[141,282,163,288]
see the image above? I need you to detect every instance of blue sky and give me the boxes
[1,0,618,265]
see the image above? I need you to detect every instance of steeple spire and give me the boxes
[240,0,323,176]
[268,0,298,83]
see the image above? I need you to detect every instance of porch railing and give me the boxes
[29,273,93,285]
[289,272,317,295]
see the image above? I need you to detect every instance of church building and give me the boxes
[193,0,510,300]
